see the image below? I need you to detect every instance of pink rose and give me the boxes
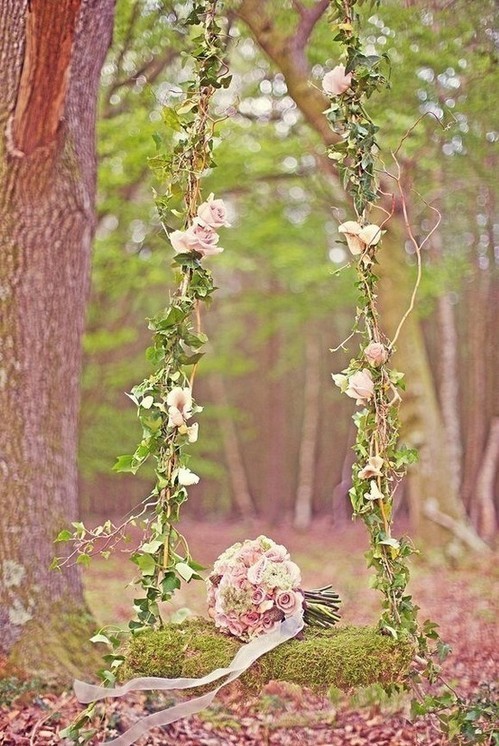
[345,369,374,405]
[251,586,266,605]
[238,546,263,567]
[240,610,261,627]
[364,342,388,367]
[170,220,223,257]
[226,617,245,638]
[322,65,352,96]
[258,598,275,613]
[197,193,230,229]
[275,590,303,616]
[264,544,289,562]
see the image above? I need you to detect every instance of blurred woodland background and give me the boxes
[80,0,497,547]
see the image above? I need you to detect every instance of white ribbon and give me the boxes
[74,613,304,746]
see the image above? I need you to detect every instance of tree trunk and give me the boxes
[379,226,484,548]
[294,331,321,529]
[0,0,115,677]
[474,418,499,543]
[210,373,256,519]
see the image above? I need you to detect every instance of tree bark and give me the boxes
[210,373,256,519]
[474,418,499,543]
[0,0,115,675]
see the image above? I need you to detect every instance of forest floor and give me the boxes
[1,519,497,745]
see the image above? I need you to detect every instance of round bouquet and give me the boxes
[207,536,305,641]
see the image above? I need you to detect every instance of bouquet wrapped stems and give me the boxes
[303,585,341,629]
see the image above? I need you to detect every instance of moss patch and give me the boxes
[8,603,102,684]
[121,619,413,692]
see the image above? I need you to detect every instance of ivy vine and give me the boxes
[55,0,230,644]
[326,1,497,742]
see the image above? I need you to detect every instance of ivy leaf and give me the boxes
[113,454,135,473]
[90,633,112,645]
[176,562,195,582]
[162,106,183,133]
[140,540,163,554]
[55,529,72,543]
[132,553,156,576]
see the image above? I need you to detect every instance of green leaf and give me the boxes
[113,454,134,473]
[162,106,183,132]
[176,561,195,582]
[140,539,163,554]
[90,633,111,645]
[55,529,72,543]
[76,553,91,567]
[133,553,156,576]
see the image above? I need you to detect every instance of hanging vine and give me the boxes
[326,0,419,642]
[326,2,497,741]
[54,0,231,637]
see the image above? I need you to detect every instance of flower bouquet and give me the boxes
[207,535,341,642]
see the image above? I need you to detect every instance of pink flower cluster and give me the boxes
[207,536,304,642]
[169,193,230,258]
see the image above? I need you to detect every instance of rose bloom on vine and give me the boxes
[322,64,352,95]
[166,386,193,427]
[345,369,375,405]
[364,341,388,367]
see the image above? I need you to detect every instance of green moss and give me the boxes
[8,603,102,684]
[121,619,413,693]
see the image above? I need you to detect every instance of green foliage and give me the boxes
[59,1,228,634]
[411,684,499,745]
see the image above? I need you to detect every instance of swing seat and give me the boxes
[120,618,413,692]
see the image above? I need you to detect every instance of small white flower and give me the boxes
[186,423,199,443]
[166,386,193,428]
[338,220,363,255]
[177,467,200,486]
[358,224,382,247]
[365,480,384,501]
[358,455,384,480]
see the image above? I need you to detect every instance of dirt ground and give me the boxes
[1,519,497,745]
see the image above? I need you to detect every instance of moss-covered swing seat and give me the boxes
[120,618,413,694]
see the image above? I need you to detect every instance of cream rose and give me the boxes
[197,193,230,229]
[345,369,374,405]
[170,220,223,257]
[364,342,388,367]
[166,386,192,427]
[358,455,384,480]
[322,65,352,95]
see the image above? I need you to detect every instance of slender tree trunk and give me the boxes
[0,0,115,676]
[474,418,499,543]
[379,225,484,548]
[210,373,256,519]
[436,287,462,498]
[294,331,321,529]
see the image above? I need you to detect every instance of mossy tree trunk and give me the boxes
[0,0,115,676]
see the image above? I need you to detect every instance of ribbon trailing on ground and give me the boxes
[73,613,304,746]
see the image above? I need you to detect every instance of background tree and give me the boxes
[0,0,115,675]
[79,1,496,547]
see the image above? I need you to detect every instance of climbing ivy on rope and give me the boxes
[326,0,419,643]
[326,2,498,741]
[54,0,230,638]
